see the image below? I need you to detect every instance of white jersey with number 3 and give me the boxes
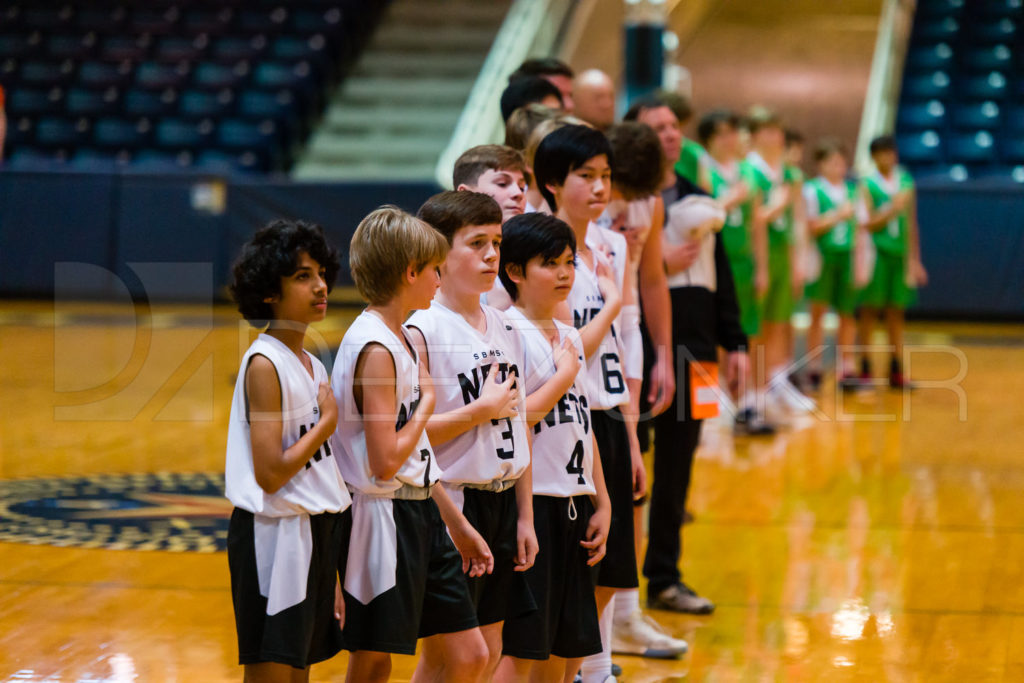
[566,225,630,410]
[330,311,440,495]
[407,302,530,485]
[225,334,351,516]
[505,307,595,497]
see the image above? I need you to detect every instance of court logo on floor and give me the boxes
[0,472,231,552]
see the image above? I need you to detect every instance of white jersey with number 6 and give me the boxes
[566,224,630,410]
[407,302,530,485]
[505,307,595,497]
[330,310,440,495]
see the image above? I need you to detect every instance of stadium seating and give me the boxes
[0,1,388,174]
[898,0,1024,182]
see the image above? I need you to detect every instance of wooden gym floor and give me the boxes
[1,300,1023,682]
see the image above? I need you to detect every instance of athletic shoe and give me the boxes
[805,369,823,392]
[612,610,689,658]
[889,371,915,389]
[838,373,864,391]
[734,407,776,436]
[647,582,715,614]
[778,376,817,413]
[611,663,623,676]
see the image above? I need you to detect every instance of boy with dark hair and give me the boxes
[500,77,564,123]
[803,139,860,389]
[225,220,351,682]
[406,191,537,679]
[331,207,493,683]
[600,121,688,658]
[495,211,612,682]
[858,135,927,388]
[453,145,528,223]
[698,108,775,435]
[510,57,576,112]
[533,124,637,682]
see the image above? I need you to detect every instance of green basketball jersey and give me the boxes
[674,138,705,185]
[707,159,758,261]
[807,177,856,253]
[861,167,915,255]
[745,155,803,248]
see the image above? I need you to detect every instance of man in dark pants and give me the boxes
[628,94,749,614]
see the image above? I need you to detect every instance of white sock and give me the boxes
[581,594,615,682]
[614,588,640,625]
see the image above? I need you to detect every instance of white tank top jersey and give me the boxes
[566,224,630,410]
[505,306,595,497]
[330,310,440,495]
[407,302,530,485]
[224,334,352,517]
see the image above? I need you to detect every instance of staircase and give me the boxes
[292,0,512,181]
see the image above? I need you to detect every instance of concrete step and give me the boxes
[292,160,439,181]
[322,106,461,134]
[340,76,474,104]
[386,2,509,26]
[371,23,496,52]
[304,134,448,160]
[354,51,485,77]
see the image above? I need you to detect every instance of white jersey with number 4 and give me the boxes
[407,302,530,485]
[330,311,440,495]
[566,225,629,410]
[225,334,351,516]
[505,307,595,497]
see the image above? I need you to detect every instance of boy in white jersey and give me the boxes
[495,212,611,683]
[331,207,493,683]
[533,124,641,683]
[406,191,538,679]
[600,121,688,659]
[453,145,528,223]
[225,220,351,681]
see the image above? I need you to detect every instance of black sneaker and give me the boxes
[734,407,777,436]
[647,582,716,614]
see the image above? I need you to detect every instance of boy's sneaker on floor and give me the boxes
[611,663,622,677]
[647,582,716,614]
[889,371,915,389]
[838,373,864,391]
[612,611,689,658]
[734,407,777,436]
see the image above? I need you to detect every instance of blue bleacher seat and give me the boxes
[292,8,344,34]
[123,88,178,117]
[998,138,1024,163]
[236,8,290,34]
[961,72,1008,99]
[915,0,964,18]
[905,43,954,71]
[916,17,960,40]
[963,44,1012,71]
[252,61,313,90]
[947,131,997,162]
[901,71,952,99]
[22,6,75,31]
[100,36,150,62]
[978,0,1024,17]
[66,87,121,117]
[897,131,944,164]
[971,18,1016,42]
[79,60,133,88]
[951,101,1001,129]
[35,116,89,148]
[210,35,267,61]
[47,34,95,60]
[897,100,946,129]
[18,59,75,87]
[237,89,295,120]
[155,36,209,61]
[77,7,126,33]
[179,89,235,118]
[182,8,235,35]
[7,88,62,116]
[136,61,191,90]
[0,33,39,59]
[93,117,150,149]
[193,61,249,90]
[155,118,215,150]
[1003,104,1024,130]
[130,8,182,35]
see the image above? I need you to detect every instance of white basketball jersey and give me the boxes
[566,224,630,410]
[224,334,351,516]
[331,310,440,495]
[505,306,595,497]
[407,302,530,485]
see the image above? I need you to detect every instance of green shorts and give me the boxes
[728,256,761,337]
[806,249,856,315]
[859,250,917,310]
[763,243,794,323]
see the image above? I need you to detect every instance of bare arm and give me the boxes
[355,343,432,481]
[637,195,674,416]
[556,260,622,361]
[246,355,337,494]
